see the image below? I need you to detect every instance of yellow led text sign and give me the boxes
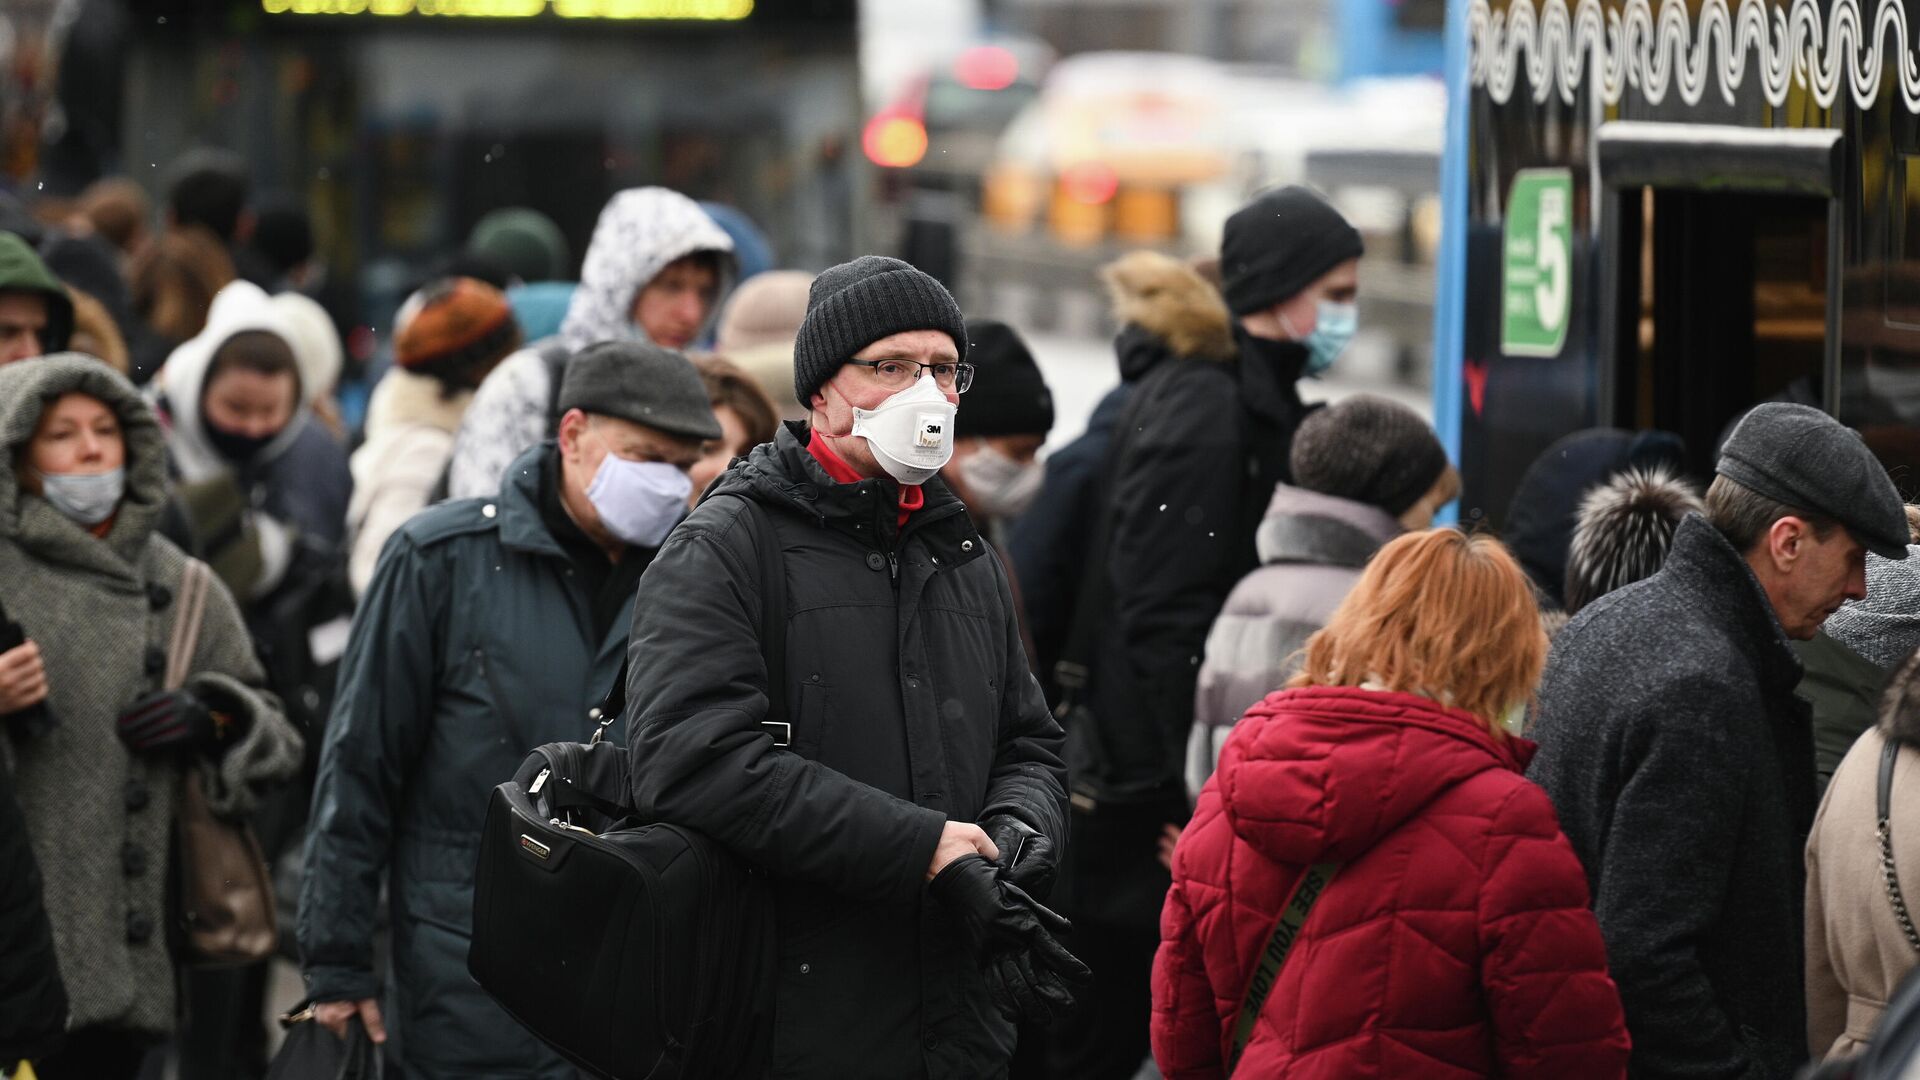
[260,0,755,19]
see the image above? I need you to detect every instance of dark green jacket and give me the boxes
[1795,631,1889,798]
[300,442,629,1079]
[0,232,72,353]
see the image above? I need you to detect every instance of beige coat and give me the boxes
[1807,724,1920,1060]
[345,367,472,596]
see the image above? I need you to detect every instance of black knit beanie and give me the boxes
[955,318,1053,438]
[1220,186,1364,317]
[792,255,967,407]
[1289,394,1449,516]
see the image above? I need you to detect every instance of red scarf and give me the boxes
[807,430,923,529]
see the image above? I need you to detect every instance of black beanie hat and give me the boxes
[1220,186,1364,317]
[792,255,967,407]
[1289,394,1450,516]
[955,318,1054,439]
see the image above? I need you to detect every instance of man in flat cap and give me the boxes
[301,341,718,1077]
[1528,402,1909,1080]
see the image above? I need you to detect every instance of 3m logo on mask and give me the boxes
[917,414,946,449]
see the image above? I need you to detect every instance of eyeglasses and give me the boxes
[847,358,975,394]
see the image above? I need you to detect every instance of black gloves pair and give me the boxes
[929,852,1091,1026]
[116,688,236,755]
[984,814,1056,899]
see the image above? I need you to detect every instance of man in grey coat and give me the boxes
[300,342,718,1077]
[1528,402,1909,1079]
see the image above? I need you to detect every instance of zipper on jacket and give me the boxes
[887,551,899,583]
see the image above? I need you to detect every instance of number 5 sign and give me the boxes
[1502,169,1574,358]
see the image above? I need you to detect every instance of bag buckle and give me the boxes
[760,720,791,747]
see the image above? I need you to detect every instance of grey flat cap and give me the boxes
[1717,402,1909,559]
[556,340,722,442]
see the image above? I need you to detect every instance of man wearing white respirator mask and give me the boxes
[624,256,1081,1078]
[301,341,717,1075]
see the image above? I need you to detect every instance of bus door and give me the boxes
[1595,121,1843,479]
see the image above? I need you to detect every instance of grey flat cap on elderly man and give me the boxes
[1718,402,1909,560]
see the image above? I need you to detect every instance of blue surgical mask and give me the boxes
[39,467,125,526]
[1297,300,1358,377]
[585,455,691,548]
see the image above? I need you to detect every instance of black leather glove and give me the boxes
[928,854,1092,1025]
[117,689,218,754]
[984,814,1057,900]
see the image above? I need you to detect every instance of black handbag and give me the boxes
[469,494,785,1080]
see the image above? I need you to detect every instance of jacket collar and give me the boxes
[1663,513,1803,693]
[1234,325,1309,427]
[714,422,987,568]
[495,442,568,559]
[1256,485,1403,568]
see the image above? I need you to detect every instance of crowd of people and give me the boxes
[3,145,1920,1080]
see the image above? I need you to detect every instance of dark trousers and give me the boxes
[33,1028,157,1080]
[1041,918,1161,1079]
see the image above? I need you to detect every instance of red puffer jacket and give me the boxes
[1151,686,1630,1079]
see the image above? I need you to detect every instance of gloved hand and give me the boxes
[983,814,1057,899]
[116,689,219,754]
[928,853,1091,1025]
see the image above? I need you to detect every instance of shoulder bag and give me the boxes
[171,557,279,966]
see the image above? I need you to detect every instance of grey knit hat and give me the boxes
[1716,402,1909,559]
[791,255,967,407]
[1289,394,1450,516]
[556,340,722,441]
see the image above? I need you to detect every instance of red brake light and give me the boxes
[864,113,929,169]
[954,46,1019,92]
[1060,161,1119,205]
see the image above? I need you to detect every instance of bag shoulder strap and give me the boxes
[594,492,788,738]
[165,558,214,691]
[1227,861,1339,1075]
[1878,736,1920,953]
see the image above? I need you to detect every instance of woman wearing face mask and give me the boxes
[1187,395,1458,796]
[942,319,1054,544]
[1153,527,1630,1080]
[0,354,302,1080]
[149,279,351,606]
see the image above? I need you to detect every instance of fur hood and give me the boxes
[1099,251,1235,362]
[558,187,734,352]
[1564,466,1704,615]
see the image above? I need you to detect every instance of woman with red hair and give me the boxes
[1152,528,1630,1079]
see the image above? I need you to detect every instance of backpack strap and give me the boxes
[1879,736,1920,953]
[1226,861,1340,1075]
[592,492,788,743]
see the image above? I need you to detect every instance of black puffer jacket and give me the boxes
[1528,514,1818,1078]
[624,422,1068,1080]
[1074,327,1310,806]
[0,762,66,1063]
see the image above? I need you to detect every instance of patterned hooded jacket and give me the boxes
[446,187,733,499]
[0,354,302,1037]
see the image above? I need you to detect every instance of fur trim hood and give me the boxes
[1564,466,1704,615]
[1099,251,1235,362]
[558,187,735,351]
[362,366,472,441]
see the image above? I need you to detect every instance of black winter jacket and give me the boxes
[624,423,1068,1080]
[1528,514,1817,1079]
[0,762,66,1063]
[1071,325,1310,804]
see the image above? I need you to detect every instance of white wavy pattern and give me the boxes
[1469,0,1920,112]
